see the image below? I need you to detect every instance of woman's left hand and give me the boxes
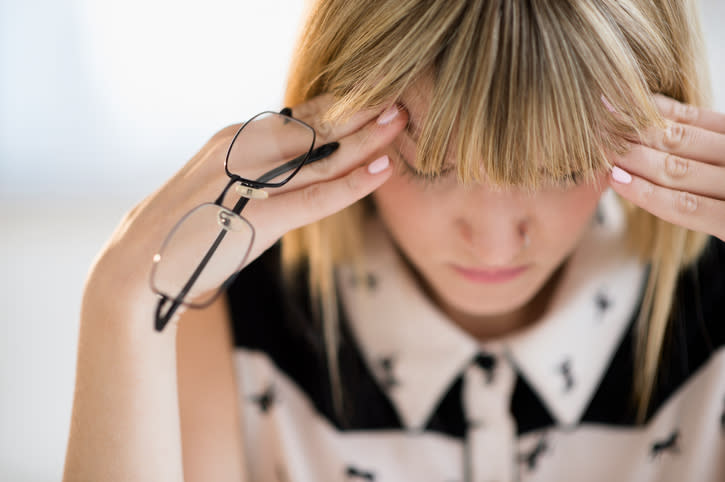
[608,94,725,242]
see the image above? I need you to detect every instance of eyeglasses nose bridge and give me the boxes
[235,184,269,199]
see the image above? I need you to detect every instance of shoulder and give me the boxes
[647,235,725,417]
[670,235,725,348]
[580,236,725,426]
[224,242,400,430]
[224,243,341,414]
[225,242,321,352]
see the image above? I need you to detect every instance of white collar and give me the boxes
[338,189,647,430]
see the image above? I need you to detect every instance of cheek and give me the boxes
[373,171,609,255]
[371,172,441,236]
[536,179,608,244]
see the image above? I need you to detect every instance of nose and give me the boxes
[455,190,530,267]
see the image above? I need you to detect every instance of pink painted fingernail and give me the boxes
[368,155,390,174]
[611,166,632,184]
[377,105,399,125]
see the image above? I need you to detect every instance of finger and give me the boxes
[251,155,393,244]
[653,94,725,135]
[609,166,725,240]
[290,93,394,145]
[638,121,725,166]
[272,105,408,193]
[613,144,725,201]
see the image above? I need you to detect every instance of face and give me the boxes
[372,82,609,335]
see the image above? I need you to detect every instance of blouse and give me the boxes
[225,189,725,481]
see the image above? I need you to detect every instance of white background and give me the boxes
[0,0,722,480]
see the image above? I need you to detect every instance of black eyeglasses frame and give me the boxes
[153,107,338,332]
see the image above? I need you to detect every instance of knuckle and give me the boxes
[344,170,363,193]
[210,124,241,146]
[309,157,335,177]
[292,101,321,125]
[664,153,689,179]
[293,100,317,118]
[660,98,676,118]
[216,123,241,139]
[292,94,334,126]
[662,123,685,149]
[639,180,655,203]
[301,183,325,208]
[316,121,333,140]
[674,101,699,124]
[675,190,698,214]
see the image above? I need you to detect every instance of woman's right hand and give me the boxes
[86,94,408,327]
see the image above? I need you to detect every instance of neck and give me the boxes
[406,255,567,342]
[449,264,565,341]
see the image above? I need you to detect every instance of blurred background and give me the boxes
[0,0,723,480]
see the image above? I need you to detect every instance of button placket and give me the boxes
[463,351,517,482]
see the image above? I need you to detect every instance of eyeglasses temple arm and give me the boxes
[253,141,339,184]
[228,141,338,212]
[155,297,179,331]
[154,226,230,331]
[155,133,339,331]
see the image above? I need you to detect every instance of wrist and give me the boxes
[81,250,175,339]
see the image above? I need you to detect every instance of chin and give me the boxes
[430,268,549,317]
[443,292,533,317]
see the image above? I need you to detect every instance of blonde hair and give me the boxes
[281,0,712,422]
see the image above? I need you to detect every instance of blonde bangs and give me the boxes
[308,0,694,191]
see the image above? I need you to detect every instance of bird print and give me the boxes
[558,358,575,392]
[345,465,376,480]
[349,272,378,290]
[650,429,681,459]
[377,355,400,389]
[594,289,612,319]
[518,435,549,471]
[249,384,276,413]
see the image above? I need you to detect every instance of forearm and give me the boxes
[63,269,184,482]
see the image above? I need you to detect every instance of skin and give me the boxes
[62,96,407,481]
[372,81,725,341]
[64,86,724,480]
[608,94,725,242]
[373,87,610,341]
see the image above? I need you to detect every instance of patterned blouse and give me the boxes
[226,190,725,481]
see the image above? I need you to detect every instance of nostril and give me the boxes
[457,220,532,266]
[456,219,474,244]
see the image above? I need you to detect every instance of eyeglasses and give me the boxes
[150,108,337,332]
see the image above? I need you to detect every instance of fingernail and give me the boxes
[611,166,632,184]
[368,155,390,174]
[377,105,399,125]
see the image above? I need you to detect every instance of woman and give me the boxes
[64,0,725,480]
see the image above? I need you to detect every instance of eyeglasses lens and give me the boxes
[226,112,315,184]
[150,203,254,307]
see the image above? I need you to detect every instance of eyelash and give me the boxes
[554,172,583,187]
[393,143,583,188]
[393,149,453,185]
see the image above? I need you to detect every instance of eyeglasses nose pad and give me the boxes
[235,184,269,199]
[216,208,247,232]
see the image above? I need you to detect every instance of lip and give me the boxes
[451,264,530,284]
